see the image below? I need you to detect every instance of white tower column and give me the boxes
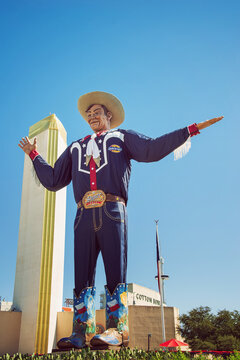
[13,114,67,354]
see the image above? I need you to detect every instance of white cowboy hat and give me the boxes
[77,91,125,129]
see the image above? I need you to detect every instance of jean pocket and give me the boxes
[103,202,125,222]
[74,207,84,231]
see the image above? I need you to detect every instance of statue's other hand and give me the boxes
[197,116,224,130]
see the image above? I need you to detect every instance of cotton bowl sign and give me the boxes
[127,283,161,306]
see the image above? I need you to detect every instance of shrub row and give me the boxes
[1,349,240,360]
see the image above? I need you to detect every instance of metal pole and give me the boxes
[148,333,151,351]
[155,220,166,343]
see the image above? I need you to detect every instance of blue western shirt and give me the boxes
[32,127,189,204]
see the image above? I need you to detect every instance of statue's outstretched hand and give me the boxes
[197,116,224,131]
[18,136,37,155]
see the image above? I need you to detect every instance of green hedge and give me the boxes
[1,349,240,360]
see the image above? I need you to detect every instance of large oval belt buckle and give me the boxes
[82,190,106,209]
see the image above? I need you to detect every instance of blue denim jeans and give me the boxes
[74,201,128,296]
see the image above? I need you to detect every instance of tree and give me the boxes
[216,335,240,351]
[178,307,240,351]
[178,306,215,349]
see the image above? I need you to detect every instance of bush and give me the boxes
[0,349,240,360]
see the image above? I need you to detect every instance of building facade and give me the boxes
[100,283,163,309]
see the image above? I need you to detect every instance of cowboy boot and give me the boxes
[90,283,129,347]
[57,286,96,349]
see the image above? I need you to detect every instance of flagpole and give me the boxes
[155,220,166,343]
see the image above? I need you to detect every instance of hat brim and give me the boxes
[77,91,125,129]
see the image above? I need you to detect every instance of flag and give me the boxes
[156,223,161,296]
[107,299,120,312]
[76,302,87,314]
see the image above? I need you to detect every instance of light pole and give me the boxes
[155,220,167,343]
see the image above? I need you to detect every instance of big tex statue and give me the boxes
[18,91,223,349]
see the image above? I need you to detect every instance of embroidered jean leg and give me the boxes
[74,208,100,296]
[99,202,127,293]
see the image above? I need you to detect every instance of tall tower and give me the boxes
[13,114,67,354]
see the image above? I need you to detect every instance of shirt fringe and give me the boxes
[174,136,191,160]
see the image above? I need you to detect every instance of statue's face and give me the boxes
[86,104,112,133]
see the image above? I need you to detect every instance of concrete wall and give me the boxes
[129,306,179,350]
[0,311,22,356]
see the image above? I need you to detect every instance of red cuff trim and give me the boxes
[188,123,200,137]
[29,150,39,161]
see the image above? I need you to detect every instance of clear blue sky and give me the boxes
[0,0,239,315]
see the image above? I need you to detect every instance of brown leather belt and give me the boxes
[105,193,125,204]
[77,192,125,209]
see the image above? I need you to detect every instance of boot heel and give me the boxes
[122,332,129,347]
[122,338,129,347]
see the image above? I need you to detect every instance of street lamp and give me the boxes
[155,273,169,305]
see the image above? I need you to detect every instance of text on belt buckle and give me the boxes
[82,190,106,209]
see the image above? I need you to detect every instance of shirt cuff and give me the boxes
[29,150,39,161]
[188,123,200,137]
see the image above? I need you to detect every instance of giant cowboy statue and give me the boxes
[18,91,223,349]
